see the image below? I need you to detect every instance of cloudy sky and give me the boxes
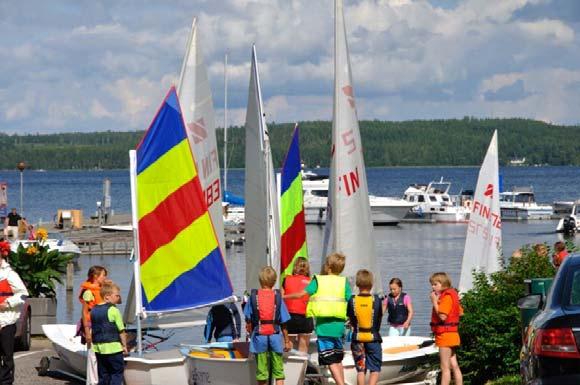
[1,0,579,134]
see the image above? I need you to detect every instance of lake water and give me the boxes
[1,166,578,341]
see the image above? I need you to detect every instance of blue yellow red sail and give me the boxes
[280,125,308,279]
[135,87,233,313]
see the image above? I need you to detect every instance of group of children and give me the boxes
[78,266,128,385]
[203,253,463,385]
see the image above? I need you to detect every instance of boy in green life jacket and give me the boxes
[91,281,128,385]
[284,253,351,385]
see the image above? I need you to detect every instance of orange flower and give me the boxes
[36,228,48,241]
[26,246,37,255]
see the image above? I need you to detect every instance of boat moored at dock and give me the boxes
[499,187,553,220]
[402,178,469,223]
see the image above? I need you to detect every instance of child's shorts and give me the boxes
[287,313,314,334]
[351,341,382,373]
[317,336,344,366]
[255,351,284,381]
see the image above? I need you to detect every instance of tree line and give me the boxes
[1,118,578,170]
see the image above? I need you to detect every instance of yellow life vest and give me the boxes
[353,294,375,343]
[306,275,347,320]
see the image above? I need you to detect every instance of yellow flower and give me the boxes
[26,246,37,255]
[36,228,48,241]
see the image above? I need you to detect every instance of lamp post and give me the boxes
[17,161,26,216]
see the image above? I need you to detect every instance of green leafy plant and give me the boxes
[458,244,566,385]
[6,233,73,297]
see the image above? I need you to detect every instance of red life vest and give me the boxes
[78,281,103,323]
[430,288,461,334]
[250,289,281,336]
[283,275,310,315]
[0,279,13,304]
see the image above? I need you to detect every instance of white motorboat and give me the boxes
[222,202,245,226]
[307,336,438,385]
[302,176,415,226]
[402,178,469,223]
[11,238,81,259]
[100,224,133,232]
[42,324,87,378]
[556,200,580,233]
[499,187,553,220]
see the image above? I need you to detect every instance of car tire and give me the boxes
[15,312,31,352]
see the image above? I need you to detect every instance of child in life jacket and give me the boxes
[78,265,108,347]
[552,241,569,268]
[284,253,351,385]
[281,256,313,353]
[91,281,128,385]
[429,272,463,385]
[383,278,414,336]
[204,302,242,343]
[244,266,292,385]
[347,269,383,385]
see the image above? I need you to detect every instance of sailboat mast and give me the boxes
[224,53,228,193]
[128,150,143,355]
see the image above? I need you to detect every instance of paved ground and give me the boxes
[15,338,82,385]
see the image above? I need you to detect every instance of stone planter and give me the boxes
[28,297,57,335]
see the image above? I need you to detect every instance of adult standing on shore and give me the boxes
[0,240,28,385]
[3,209,21,240]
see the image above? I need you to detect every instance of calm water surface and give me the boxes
[1,167,576,341]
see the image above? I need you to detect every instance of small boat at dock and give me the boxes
[11,238,81,259]
[499,186,553,220]
[402,178,469,223]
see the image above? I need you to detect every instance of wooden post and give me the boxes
[66,261,74,291]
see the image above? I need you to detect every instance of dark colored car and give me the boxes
[520,254,580,384]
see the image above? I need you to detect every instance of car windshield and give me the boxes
[570,269,580,306]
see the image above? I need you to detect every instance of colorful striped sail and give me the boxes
[280,124,308,279]
[134,87,233,313]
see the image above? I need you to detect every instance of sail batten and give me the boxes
[133,87,233,314]
[459,130,502,293]
[323,0,381,292]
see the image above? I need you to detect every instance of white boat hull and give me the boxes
[12,239,81,259]
[310,336,438,385]
[42,324,87,377]
[500,207,553,220]
[182,343,307,385]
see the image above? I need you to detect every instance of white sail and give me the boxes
[322,0,381,293]
[177,17,225,253]
[459,130,502,292]
[244,45,281,290]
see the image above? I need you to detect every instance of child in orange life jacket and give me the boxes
[284,253,351,385]
[430,272,463,385]
[281,256,313,353]
[383,277,414,336]
[347,269,383,385]
[552,241,569,268]
[244,266,292,385]
[91,281,127,385]
[78,265,108,347]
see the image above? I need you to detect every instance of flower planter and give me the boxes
[28,297,57,335]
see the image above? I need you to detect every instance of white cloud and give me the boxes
[518,19,575,44]
[90,100,114,119]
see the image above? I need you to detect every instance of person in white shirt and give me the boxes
[0,248,28,385]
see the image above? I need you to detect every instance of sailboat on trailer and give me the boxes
[311,1,439,383]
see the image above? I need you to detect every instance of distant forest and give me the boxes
[1,118,579,170]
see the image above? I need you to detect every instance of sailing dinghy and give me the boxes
[308,1,439,384]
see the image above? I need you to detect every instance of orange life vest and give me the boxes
[78,281,103,310]
[250,289,281,336]
[283,275,310,315]
[0,279,13,304]
[430,288,462,334]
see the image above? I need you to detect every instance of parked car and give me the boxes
[14,298,31,351]
[520,254,580,384]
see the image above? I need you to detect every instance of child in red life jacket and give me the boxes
[429,272,463,385]
[347,269,383,385]
[383,277,414,336]
[91,281,127,385]
[244,266,292,385]
[281,257,312,353]
[78,266,108,347]
[552,241,569,268]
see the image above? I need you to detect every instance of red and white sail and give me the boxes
[323,0,381,293]
[459,130,502,292]
[177,18,225,253]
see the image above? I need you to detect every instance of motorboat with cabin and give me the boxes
[402,178,469,223]
[555,200,580,233]
[499,187,553,220]
[11,238,81,260]
[302,173,416,226]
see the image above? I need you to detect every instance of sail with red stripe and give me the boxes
[132,87,233,313]
[280,124,308,279]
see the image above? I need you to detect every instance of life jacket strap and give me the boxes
[259,320,279,325]
[0,292,13,296]
[430,322,459,327]
[309,296,346,303]
[357,327,373,333]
